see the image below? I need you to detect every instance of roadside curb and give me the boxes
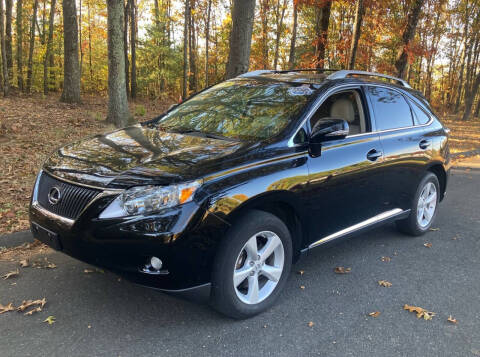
[0,230,34,249]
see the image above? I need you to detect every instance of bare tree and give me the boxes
[314,0,332,69]
[462,72,480,121]
[226,0,256,78]
[182,0,189,98]
[273,0,287,70]
[395,0,426,79]
[61,0,81,103]
[43,0,56,95]
[348,0,364,70]
[288,1,298,70]
[26,0,38,93]
[124,0,130,97]
[0,0,9,95]
[130,0,136,98]
[106,0,131,127]
[16,0,23,90]
[5,0,11,80]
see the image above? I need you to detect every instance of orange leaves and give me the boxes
[447,316,458,324]
[334,266,351,274]
[378,280,392,287]
[368,311,381,318]
[423,242,433,248]
[404,304,435,320]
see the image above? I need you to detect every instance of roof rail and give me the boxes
[238,68,338,78]
[326,70,411,88]
[238,70,274,78]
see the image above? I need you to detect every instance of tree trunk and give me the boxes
[462,73,480,121]
[130,0,136,99]
[182,0,189,99]
[43,0,55,95]
[88,0,93,83]
[225,0,255,78]
[204,0,211,87]
[16,0,23,90]
[0,0,9,95]
[79,0,83,78]
[188,1,197,93]
[288,1,297,70]
[394,0,425,79]
[314,0,332,69]
[124,0,129,97]
[61,0,81,103]
[259,0,269,70]
[5,0,12,80]
[348,0,364,70]
[25,0,38,93]
[273,0,287,70]
[106,0,130,127]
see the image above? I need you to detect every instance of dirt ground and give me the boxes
[0,94,479,235]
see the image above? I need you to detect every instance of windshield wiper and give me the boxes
[169,128,238,142]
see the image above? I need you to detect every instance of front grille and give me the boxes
[36,172,101,220]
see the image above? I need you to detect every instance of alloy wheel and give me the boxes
[417,182,437,228]
[233,231,285,305]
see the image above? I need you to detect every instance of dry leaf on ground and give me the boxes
[0,303,15,314]
[368,311,381,318]
[334,267,351,274]
[2,269,19,280]
[17,298,47,312]
[44,316,56,325]
[381,256,391,262]
[24,306,43,315]
[19,259,29,267]
[429,228,440,231]
[33,258,57,269]
[424,242,433,248]
[308,321,315,327]
[447,316,458,324]
[378,280,392,287]
[300,285,305,290]
[297,270,305,275]
[404,304,435,320]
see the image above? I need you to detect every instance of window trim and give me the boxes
[288,83,434,147]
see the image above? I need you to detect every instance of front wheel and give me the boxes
[211,210,292,319]
[396,172,440,236]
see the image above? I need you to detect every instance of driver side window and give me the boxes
[310,90,368,136]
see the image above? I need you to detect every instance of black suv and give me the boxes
[30,69,450,318]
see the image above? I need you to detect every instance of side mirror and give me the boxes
[310,118,349,143]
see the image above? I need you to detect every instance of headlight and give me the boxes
[99,180,201,218]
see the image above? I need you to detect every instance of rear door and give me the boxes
[366,85,431,211]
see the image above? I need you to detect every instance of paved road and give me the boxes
[1,169,479,357]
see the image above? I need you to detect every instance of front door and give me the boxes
[305,87,387,245]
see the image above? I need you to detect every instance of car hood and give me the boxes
[43,124,247,188]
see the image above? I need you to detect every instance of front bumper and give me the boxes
[29,176,229,291]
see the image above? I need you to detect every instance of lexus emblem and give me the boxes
[48,187,62,205]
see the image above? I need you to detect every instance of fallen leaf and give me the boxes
[83,269,95,274]
[424,242,433,248]
[381,256,391,262]
[308,321,314,327]
[404,304,435,320]
[17,298,47,312]
[334,267,351,274]
[447,315,458,324]
[429,228,440,231]
[19,259,29,267]
[33,258,56,269]
[300,285,305,290]
[24,306,42,315]
[0,303,15,314]
[368,311,381,318]
[297,270,305,276]
[44,316,56,325]
[2,269,19,280]
[378,280,392,287]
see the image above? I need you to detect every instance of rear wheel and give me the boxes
[211,210,292,319]
[396,172,440,236]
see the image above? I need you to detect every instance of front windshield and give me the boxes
[155,79,316,141]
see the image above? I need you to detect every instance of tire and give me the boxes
[396,172,440,236]
[210,209,292,319]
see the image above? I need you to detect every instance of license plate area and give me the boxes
[31,222,62,250]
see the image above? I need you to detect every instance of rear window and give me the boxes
[367,87,414,131]
[410,100,431,125]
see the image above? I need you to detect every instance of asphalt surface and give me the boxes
[1,169,479,357]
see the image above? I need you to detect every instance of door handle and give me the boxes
[419,139,431,150]
[366,149,382,161]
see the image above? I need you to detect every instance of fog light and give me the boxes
[150,256,163,270]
